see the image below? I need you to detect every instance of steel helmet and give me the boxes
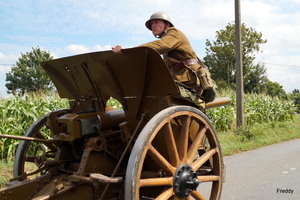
[145,12,174,30]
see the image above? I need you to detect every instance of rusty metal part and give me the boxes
[90,174,123,183]
[119,122,132,144]
[76,137,105,175]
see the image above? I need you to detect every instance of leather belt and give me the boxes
[182,58,198,66]
[171,58,198,72]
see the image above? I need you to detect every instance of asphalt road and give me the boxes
[220,138,300,200]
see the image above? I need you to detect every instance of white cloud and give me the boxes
[266,64,300,92]
[62,44,112,56]
[92,45,111,51]
[64,45,90,54]
[0,65,12,75]
[0,52,18,62]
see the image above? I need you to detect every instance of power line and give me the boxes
[267,68,300,73]
[264,62,300,68]
[263,62,300,73]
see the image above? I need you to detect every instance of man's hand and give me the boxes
[112,45,124,54]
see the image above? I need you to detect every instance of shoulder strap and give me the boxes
[197,57,207,68]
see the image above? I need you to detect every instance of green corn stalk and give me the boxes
[0,91,296,161]
[0,93,68,161]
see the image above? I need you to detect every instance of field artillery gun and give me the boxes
[0,47,230,200]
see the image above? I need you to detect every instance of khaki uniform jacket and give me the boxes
[138,27,199,69]
[138,27,202,94]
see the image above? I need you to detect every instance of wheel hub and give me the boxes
[173,163,200,198]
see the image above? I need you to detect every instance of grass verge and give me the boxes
[0,161,13,188]
[218,114,300,156]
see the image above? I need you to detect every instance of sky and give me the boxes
[1,0,300,97]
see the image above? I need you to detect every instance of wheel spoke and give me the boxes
[24,156,37,163]
[178,115,191,162]
[148,145,175,175]
[139,177,173,187]
[191,190,207,200]
[155,187,174,200]
[191,148,217,171]
[163,123,180,167]
[198,175,220,182]
[35,131,57,151]
[187,126,206,164]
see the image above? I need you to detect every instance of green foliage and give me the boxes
[289,89,300,112]
[262,81,287,98]
[244,62,269,93]
[234,126,256,141]
[244,93,294,125]
[0,93,68,161]
[206,90,236,131]
[207,89,296,131]
[5,46,54,95]
[292,89,300,93]
[106,97,123,110]
[203,22,268,93]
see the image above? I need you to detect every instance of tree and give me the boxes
[292,89,300,94]
[203,22,267,93]
[5,46,54,95]
[290,89,300,112]
[264,81,286,98]
[244,62,269,93]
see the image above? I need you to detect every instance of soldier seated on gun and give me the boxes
[112,12,206,109]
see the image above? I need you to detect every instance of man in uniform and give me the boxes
[112,12,210,109]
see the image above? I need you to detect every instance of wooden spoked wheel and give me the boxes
[125,106,223,200]
[13,113,57,178]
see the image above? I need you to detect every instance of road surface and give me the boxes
[220,138,300,200]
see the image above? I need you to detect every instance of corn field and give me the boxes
[0,91,296,161]
[206,90,296,131]
[0,94,68,161]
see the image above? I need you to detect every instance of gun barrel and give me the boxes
[206,97,231,109]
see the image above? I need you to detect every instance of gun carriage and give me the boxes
[0,47,230,200]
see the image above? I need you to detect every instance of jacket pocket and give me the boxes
[171,67,196,85]
[196,67,214,90]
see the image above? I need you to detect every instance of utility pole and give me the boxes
[227,61,230,86]
[235,0,244,126]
